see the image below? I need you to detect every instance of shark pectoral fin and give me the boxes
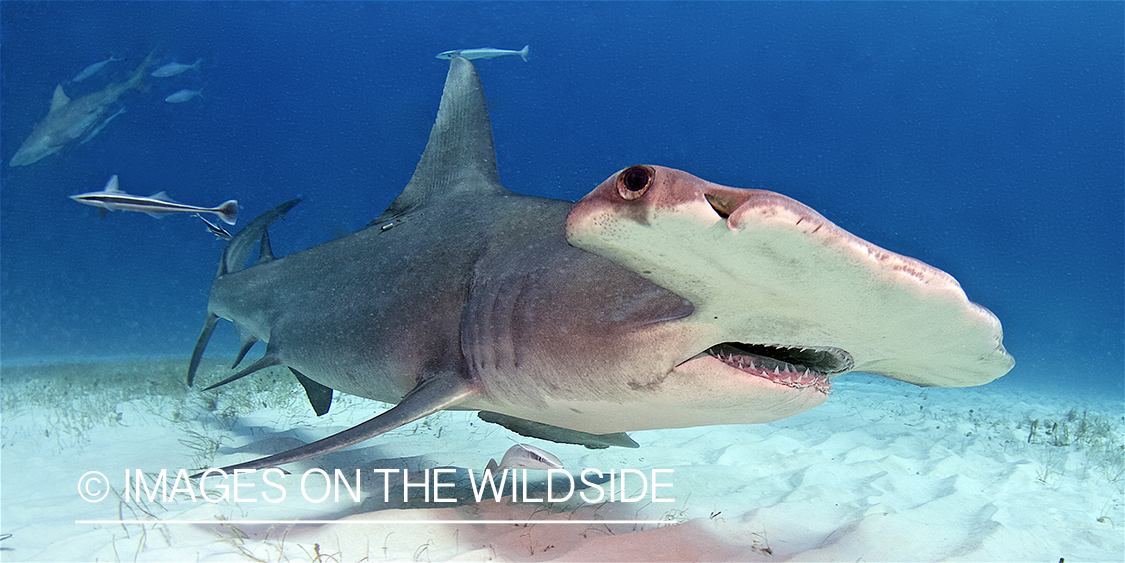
[477,411,640,449]
[202,354,282,391]
[199,372,475,474]
[290,367,333,416]
[188,313,219,386]
[97,208,107,218]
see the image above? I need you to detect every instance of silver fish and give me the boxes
[151,58,203,78]
[164,87,204,103]
[436,45,529,62]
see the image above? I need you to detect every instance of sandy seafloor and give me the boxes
[1,359,1121,562]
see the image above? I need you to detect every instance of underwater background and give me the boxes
[1,0,1122,402]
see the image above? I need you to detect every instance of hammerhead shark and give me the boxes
[9,48,157,167]
[189,58,1013,472]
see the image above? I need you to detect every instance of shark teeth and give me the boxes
[709,347,833,395]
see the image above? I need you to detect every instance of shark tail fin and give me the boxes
[519,45,530,62]
[128,47,159,91]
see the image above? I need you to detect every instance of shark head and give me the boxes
[565,165,1013,422]
[9,130,61,167]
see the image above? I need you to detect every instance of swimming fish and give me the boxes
[436,45,529,62]
[485,442,564,474]
[194,213,232,240]
[70,175,238,225]
[151,58,203,78]
[72,55,123,82]
[164,87,204,103]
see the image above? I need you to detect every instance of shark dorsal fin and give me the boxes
[103,175,121,193]
[50,85,70,112]
[374,58,508,223]
[149,191,174,202]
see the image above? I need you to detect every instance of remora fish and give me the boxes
[164,87,204,103]
[188,58,1012,473]
[71,175,238,225]
[436,45,529,62]
[194,213,232,240]
[9,48,158,167]
[485,442,565,474]
[150,58,203,78]
[72,55,123,82]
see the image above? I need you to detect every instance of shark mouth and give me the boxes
[705,343,852,395]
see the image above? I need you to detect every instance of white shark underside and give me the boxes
[189,58,1013,472]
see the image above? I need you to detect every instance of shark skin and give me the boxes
[9,48,158,166]
[190,58,1013,472]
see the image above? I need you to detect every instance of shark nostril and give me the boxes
[617,165,654,200]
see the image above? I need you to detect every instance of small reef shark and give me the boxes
[437,45,529,62]
[189,58,1013,472]
[9,48,158,167]
[71,175,238,225]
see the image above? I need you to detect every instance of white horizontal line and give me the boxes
[76,519,673,526]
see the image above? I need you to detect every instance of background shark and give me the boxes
[189,58,1012,472]
[8,48,157,166]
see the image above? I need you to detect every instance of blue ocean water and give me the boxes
[1,1,1121,400]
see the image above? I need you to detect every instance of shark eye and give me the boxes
[617,165,654,200]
